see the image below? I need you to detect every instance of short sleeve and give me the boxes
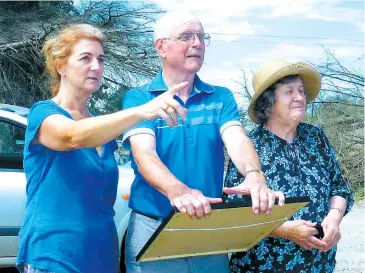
[218,88,242,136]
[121,89,156,150]
[25,100,71,150]
[320,129,354,215]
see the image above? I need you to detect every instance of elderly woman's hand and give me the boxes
[321,209,342,252]
[223,172,285,214]
[139,81,188,127]
[286,220,328,251]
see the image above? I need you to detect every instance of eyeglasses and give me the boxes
[163,33,211,46]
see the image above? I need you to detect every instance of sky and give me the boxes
[141,0,364,103]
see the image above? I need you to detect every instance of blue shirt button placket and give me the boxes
[185,121,194,145]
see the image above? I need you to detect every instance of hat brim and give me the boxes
[248,62,321,124]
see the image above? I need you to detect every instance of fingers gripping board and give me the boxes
[137,196,310,262]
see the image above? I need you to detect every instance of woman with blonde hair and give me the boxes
[16,24,187,273]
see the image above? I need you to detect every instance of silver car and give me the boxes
[0,104,133,272]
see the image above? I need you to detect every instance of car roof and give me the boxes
[0,104,28,125]
[0,104,29,117]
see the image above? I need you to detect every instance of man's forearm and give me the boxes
[225,128,261,176]
[133,149,187,198]
[231,141,260,176]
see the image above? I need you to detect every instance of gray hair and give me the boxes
[253,75,304,124]
[153,11,200,42]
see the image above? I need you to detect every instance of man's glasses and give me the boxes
[163,33,211,46]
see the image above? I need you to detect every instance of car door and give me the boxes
[0,118,27,264]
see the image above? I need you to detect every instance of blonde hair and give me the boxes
[42,24,105,96]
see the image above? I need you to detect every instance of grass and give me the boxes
[355,188,365,203]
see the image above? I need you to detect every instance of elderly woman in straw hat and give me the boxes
[224,59,354,273]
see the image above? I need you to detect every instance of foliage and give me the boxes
[309,51,364,196]
[0,0,163,114]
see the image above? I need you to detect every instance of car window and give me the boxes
[114,139,130,166]
[0,120,25,170]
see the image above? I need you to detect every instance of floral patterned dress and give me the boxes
[224,123,354,273]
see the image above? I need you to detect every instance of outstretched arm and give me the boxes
[222,126,285,214]
[130,134,222,219]
[36,82,188,150]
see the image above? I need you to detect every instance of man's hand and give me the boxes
[223,172,285,214]
[286,220,328,251]
[321,209,342,252]
[167,184,222,219]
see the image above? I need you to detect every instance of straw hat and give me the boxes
[248,59,321,124]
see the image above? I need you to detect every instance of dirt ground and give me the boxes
[335,201,365,273]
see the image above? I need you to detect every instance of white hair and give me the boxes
[153,11,201,42]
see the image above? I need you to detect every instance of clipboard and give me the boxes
[136,196,310,262]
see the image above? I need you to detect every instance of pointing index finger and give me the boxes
[167,81,189,96]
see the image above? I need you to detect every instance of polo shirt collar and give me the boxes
[147,70,215,93]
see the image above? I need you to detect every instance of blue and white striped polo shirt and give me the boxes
[122,70,241,218]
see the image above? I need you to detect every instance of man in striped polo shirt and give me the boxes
[122,11,285,273]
